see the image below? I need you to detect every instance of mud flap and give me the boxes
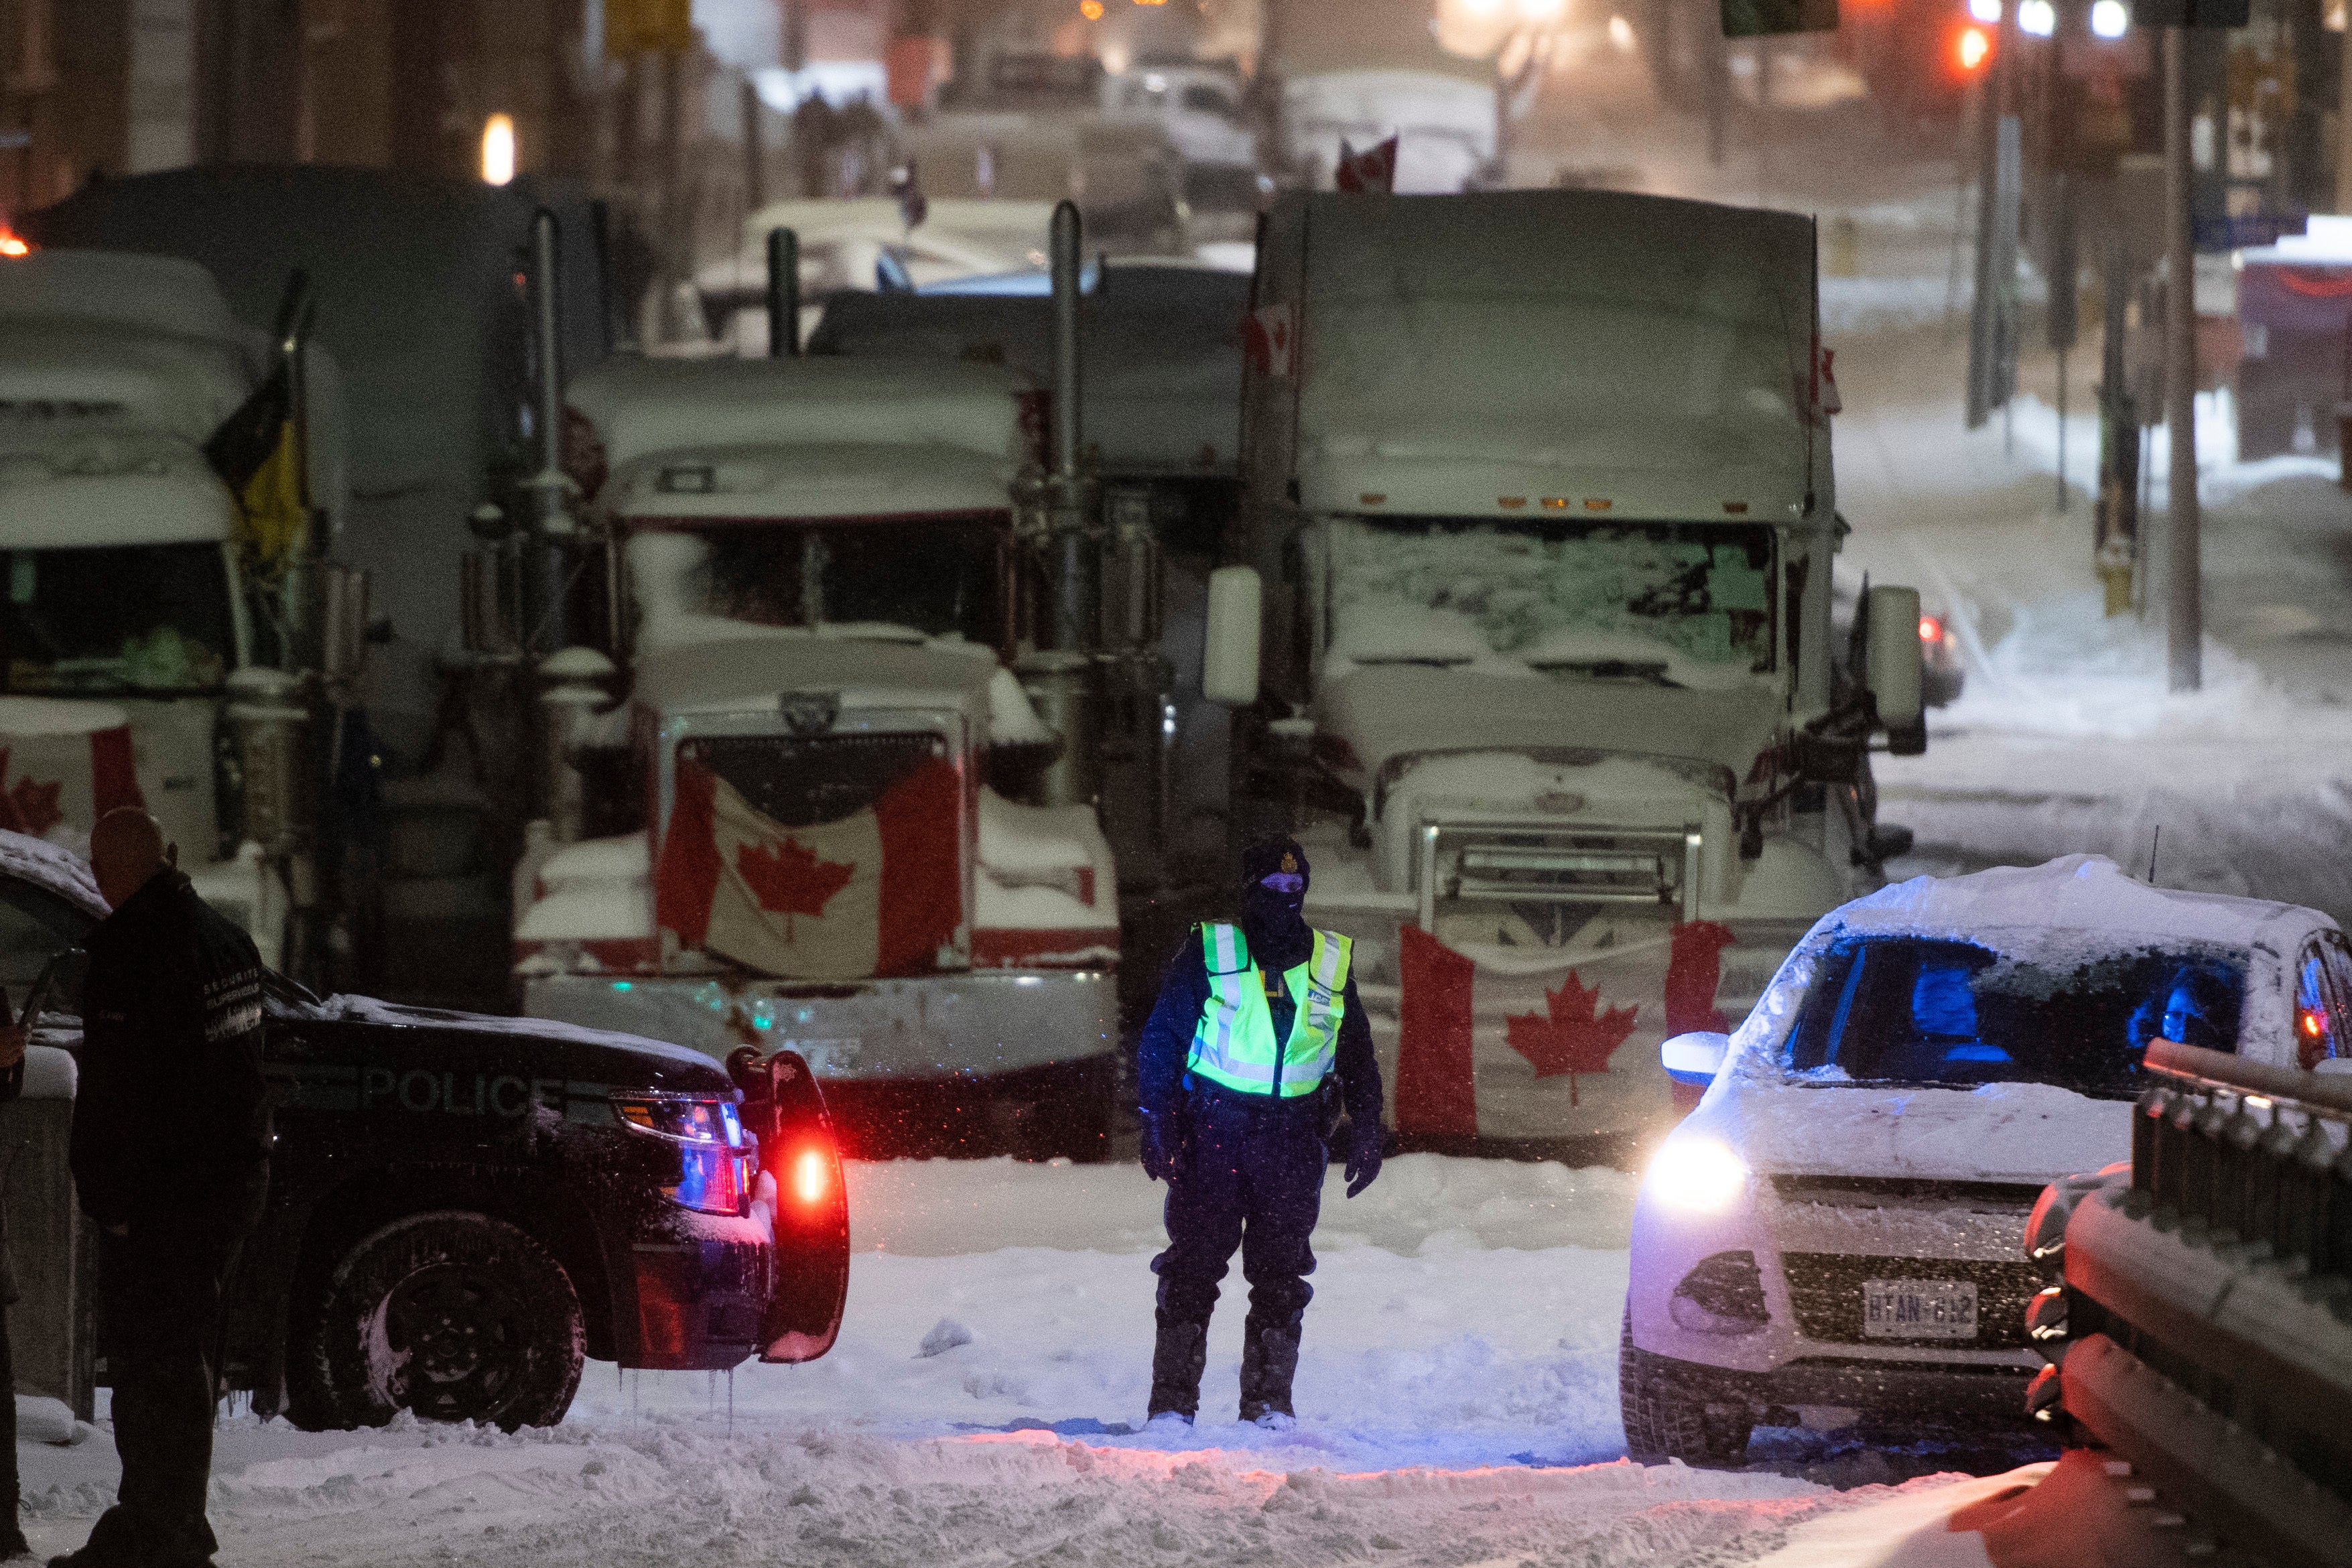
[742,1049,850,1363]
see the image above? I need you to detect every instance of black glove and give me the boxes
[1140,1109,1187,1183]
[1344,1119,1384,1198]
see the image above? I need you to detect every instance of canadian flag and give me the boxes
[1335,135,1399,195]
[0,718,144,844]
[1394,920,1734,1140]
[654,749,962,981]
[1242,302,1299,381]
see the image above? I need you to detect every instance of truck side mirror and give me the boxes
[1202,566,1262,707]
[1865,584,1924,756]
[1660,1031,1730,1088]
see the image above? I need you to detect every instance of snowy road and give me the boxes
[11,1158,2011,1567]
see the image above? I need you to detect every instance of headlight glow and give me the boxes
[1646,1138,1750,1214]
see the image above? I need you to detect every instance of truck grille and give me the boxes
[1782,1252,2043,1351]
[1417,823,1701,925]
[683,732,948,828]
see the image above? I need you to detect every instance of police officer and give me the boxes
[52,809,269,1568]
[1136,836,1384,1429]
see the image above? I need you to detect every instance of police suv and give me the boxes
[0,832,849,1430]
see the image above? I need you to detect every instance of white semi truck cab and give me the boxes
[0,249,352,966]
[1218,188,1925,1156]
[511,356,1122,1159]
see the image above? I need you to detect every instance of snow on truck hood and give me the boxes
[1317,663,1778,793]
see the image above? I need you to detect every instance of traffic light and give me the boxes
[1955,23,1991,71]
[1721,0,1838,36]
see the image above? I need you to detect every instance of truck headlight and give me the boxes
[1645,1137,1750,1215]
[614,1094,753,1216]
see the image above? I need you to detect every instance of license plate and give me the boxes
[1861,1279,1978,1340]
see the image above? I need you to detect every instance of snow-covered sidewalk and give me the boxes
[11,1157,2002,1567]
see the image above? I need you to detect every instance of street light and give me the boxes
[1967,0,2002,23]
[2089,0,2128,34]
[480,114,517,186]
[2018,0,2056,35]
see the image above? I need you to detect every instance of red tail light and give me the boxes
[792,1146,834,1205]
[1918,615,1945,645]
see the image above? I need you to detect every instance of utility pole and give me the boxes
[1965,0,2022,428]
[2162,24,2200,691]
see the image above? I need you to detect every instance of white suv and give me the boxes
[1622,855,2352,1463]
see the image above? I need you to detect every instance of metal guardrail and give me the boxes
[2034,1039,2352,1568]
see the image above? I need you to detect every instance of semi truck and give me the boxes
[504,208,1137,1159]
[0,245,355,977]
[807,258,1253,894]
[1214,188,1926,1161]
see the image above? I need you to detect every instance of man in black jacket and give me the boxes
[1134,836,1384,1429]
[52,810,269,1568]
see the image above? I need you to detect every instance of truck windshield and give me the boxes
[1784,935,2248,1098]
[629,518,1007,648]
[1323,517,1775,684]
[1,543,235,696]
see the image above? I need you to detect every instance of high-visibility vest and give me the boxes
[1187,921,1353,1098]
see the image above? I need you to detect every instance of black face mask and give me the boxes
[1242,879,1309,966]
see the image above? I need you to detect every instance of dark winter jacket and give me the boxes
[69,870,270,1229]
[1136,921,1384,1130]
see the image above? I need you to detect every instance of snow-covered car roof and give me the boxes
[1818,854,2331,956]
[0,830,108,919]
[568,356,1033,477]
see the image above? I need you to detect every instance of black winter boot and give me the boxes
[1147,1313,1210,1421]
[1238,1309,1304,1425]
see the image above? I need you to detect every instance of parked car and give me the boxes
[0,830,850,1431]
[1621,854,2352,1463]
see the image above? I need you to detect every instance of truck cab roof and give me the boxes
[1260,189,1822,522]
[568,356,1035,477]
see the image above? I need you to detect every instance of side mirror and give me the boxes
[1661,1031,1730,1089]
[1202,565,1262,707]
[1865,584,1924,755]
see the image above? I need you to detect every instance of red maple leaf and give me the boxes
[1506,972,1638,1107]
[0,751,61,839]
[734,837,855,939]
[7,775,61,840]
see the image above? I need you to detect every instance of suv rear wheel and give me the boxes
[1619,1309,1754,1466]
[288,1211,585,1432]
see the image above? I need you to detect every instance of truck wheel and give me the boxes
[296,1212,584,1432]
[1619,1309,1753,1466]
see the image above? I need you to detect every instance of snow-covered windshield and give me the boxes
[1322,517,1775,685]
[1785,935,2247,1098]
[2,542,234,696]
[629,520,1007,649]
